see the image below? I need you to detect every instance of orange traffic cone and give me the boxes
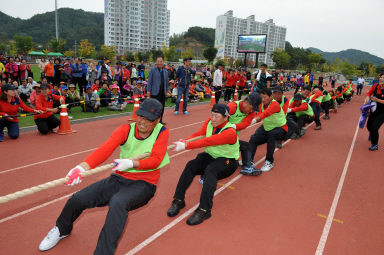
[178,95,184,113]
[57,104,76,135]
[233,88,238,101]
[210,91,215,106]
[128,97,140,121]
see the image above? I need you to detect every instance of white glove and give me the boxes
[65,165,86,186]
[172,141,186,152]
[112,159,134,171]
[287,108,292,113]
[251,118,257,125]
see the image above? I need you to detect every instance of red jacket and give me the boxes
[35,94,64,119]
[84,124,169,185]
[5,62,18,78]
[0,97,35,122]
[19,64,31,80]
[257,101,288,132]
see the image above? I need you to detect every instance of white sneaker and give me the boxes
[261,160,274,172]
[39,226,68,251]
[238,160,243,166]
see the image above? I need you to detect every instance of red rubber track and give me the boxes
[0,88,383,255]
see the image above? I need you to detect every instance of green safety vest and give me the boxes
[261,99,287,131]
[279,95,286,109]
[120,123,170,173]
[205,121,239,159]
[229,101,247,135]
[295,101,314,117]
[322,92,332,102]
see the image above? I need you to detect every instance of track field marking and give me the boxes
[315,122,359,255]
[218,182,235,189]
[124,116,323,255]
[0,121,205,175]
[317,214,344,224]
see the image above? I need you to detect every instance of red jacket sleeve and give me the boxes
[186,118,210,140]
[291,102,309,113]
[227,102,237,115]
[282,99,289,114]
[186,124,237,150]
[84,125,130,168]
[52,94,64,101]
[366,84,378,97]
[310,91,322,103]
[235,111,255,131]
[257,101,282,120]
[19,98,35,113]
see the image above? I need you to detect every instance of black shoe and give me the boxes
[167,199,185,217]
[290,133,300,140]
[276,141,282,149]
[186,208,211,225]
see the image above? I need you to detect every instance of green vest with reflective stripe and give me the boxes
[322,92,331,102]
[261,100,287,131]
[310,93,323,103]
[279,96,286,109]
[296,101,314,117]
[205,121,239,159]
[229,101,247,135]
[119,123,170,173]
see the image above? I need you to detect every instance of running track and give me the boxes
[0,88,383,255]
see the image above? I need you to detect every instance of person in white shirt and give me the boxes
[213,64,224,104]
[357,75,365,95]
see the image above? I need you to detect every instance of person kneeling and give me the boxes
[286,93,314,139]
[167,104,239,225]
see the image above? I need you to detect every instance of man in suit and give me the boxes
[147,56,169,124]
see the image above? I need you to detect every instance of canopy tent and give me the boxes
[27,51,46,56]
[46,52,64,56]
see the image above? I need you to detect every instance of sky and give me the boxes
[1,0,383,59]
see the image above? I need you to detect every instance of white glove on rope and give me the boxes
[65,165,86,186]
[112,159,134,171]
[172,141,186,152]
[287,108,292,113]
[251,118,257,125]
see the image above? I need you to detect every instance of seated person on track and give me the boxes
[38,98,170,255]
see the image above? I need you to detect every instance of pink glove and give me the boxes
[65,165,86,186]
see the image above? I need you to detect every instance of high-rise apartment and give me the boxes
[104,0,170,55]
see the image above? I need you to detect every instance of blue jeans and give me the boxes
[174,86,189,112]
[0,119,19,141]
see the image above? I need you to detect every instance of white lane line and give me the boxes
[0,121,205,175]
[315,122,360,255]
[125,117,321,255]
[0,193,73,224]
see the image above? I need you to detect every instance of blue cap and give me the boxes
[61,85,68,90]
[86,85,92,90]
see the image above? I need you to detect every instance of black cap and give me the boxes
[1,84,17,91]
[245,93,262,111]
[272,86,283,93]
[293,93,303,101]
[40,83,50,89]
[211,104,230,117]
[183,57,192,62]
[135,98,163,121]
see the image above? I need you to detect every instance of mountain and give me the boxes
[0,8,104,49]
[308,47,384,66]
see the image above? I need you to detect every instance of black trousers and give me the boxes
[237,87,244,100]
[34,115,60,134]
[289,114,313,135]
[310,102,321,126]
[151,94,165,122]
[19,93,29,102]
[248,125,287,164]
[321,100,332,116]
[214,86,222,104]
[367,111,384,145]
[285,117,298,140]
[224,87,232,102]
[239,140,251,164]
[357,85,363,95]
[56,174,156,255]
[173,152,238,211]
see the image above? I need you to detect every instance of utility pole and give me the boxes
[74,40,77,57]
[55,0,59,40]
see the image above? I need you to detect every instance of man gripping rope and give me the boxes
[167,104,239,225]
[38,98,169,255]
